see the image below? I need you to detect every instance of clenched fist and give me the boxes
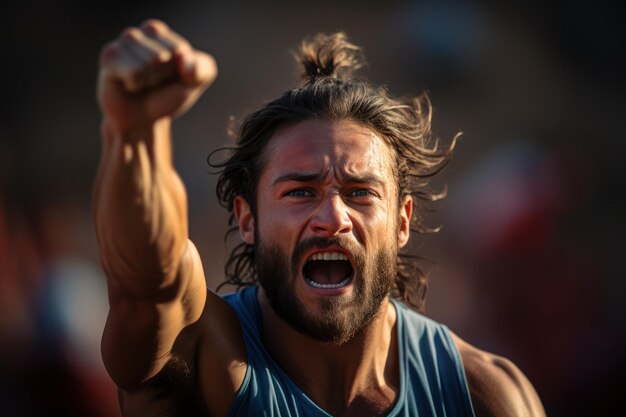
[97,19,217,135]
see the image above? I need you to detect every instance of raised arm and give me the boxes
[94,19,216,388]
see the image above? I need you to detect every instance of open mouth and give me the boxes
[302,251,354,289]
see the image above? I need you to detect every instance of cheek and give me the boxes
[352,204,397,248]
[256,204,307,248]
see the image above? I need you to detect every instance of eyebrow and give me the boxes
[272,172,324,185]
[272,171,386,188]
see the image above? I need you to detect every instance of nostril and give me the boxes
[311,219,352,236]
[310,198,352,235]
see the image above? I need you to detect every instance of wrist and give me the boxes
[101,116,172,144]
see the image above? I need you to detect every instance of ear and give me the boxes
[234,196,255,244]
[397,195,413,248]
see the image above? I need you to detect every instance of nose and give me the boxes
[310,193,353,237]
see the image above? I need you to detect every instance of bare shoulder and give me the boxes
[119,290,248,417]
[451,333,546,417]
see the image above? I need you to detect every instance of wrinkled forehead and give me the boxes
[261,119,396,181]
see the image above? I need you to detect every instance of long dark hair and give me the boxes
[209,32,458,312]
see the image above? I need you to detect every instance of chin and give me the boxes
[256,235,397,344]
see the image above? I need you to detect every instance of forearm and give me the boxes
[94,117,189,299]
[95,20,218,389]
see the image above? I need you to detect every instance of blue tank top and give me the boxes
[224,286,475,417]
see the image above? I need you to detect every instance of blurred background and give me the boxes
[1,1,624,415]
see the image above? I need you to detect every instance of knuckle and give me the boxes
[177,36,191,50]
[163,30,191,53]
[121,27,142,42]
[141,19,168,36]
[172,45,188,57]
[155,49,173,63]
[146,49,167,65]
[172,40,192,56]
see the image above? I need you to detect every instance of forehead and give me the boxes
[261,119,395,180]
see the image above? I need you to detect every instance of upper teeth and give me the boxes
[308,251,348,261]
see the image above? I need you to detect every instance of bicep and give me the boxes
[102,240,207,390]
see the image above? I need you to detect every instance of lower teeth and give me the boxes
[306,277,351,289]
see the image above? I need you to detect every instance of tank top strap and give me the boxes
[389,299,476,417]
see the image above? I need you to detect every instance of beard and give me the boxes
[256,235,397,345]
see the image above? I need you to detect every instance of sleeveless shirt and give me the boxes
[224,286,476,417]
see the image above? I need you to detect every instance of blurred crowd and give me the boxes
[1,1,624,416]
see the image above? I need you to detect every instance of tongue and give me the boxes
[304,260,351,285]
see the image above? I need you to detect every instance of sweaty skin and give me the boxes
[95,19,546,417]
[95,20,246,417]
[235,119,411,415]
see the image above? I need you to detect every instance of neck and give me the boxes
[258,288,399,416]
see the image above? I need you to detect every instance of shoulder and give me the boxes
[118,290,248,417]
[451,333,546,417]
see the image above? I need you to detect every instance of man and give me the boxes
[95,19,546,417]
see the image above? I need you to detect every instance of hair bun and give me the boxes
[295,32,365,85]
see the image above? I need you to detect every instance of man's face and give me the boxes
[235,119,412,344]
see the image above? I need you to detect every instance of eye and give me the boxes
[285,189,313,198]
[347,188,376,198]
